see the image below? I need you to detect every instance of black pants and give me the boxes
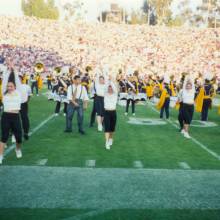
[20,102,30,135]
[52,85,58,93]
[201,98,211,121]
[160,98,170,119]
[90,99,96,126]
[47,80,52,90]
[126,99,135,114]
[178,102,184,129]
[1,113,22,144]
[104,110,117,132]
[55,102,67,114]
[66,101,84,132]
[31,81,38,95]
[95,96,104,117]
[182,103,194,125]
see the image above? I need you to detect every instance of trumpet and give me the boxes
[34,62,44,73]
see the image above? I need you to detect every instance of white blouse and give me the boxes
[3,90,22,112]
[182,90,195,105]
[95,81,105,97]
[104,82,118,110]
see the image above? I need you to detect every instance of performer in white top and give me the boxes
[103,81,118,150]
[65,75,89,134]
[181,76,195,139]
[0,67,22,164]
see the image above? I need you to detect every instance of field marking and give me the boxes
[128,117,167,126]
[174,120,218,128]
[1,165,220,209]
[147,102,220,161]
[4,114,56,158]
[179,162,191,170]
[36,159,48,166]
[62,209,109,220]
[133,160,144,168]
[85,160,96,168]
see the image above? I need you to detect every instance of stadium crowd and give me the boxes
[0,16,220,80]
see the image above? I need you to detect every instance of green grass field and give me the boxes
[0,89,220,220]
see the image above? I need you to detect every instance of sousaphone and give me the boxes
[34,62,44,73]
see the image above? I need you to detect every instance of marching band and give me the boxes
[0,61,220,164]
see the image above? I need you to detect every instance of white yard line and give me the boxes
[179,162,191,170]
[62,209,109,220]
[148,102,220,161]
[36,159,48,166]
[133,160,144,169]
[85,160,96,168]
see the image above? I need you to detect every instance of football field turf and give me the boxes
[0,90,220,220]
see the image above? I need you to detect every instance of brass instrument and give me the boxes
[34,62,44,73]
[53,67,61,76]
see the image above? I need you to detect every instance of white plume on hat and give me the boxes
[61,66,69,75]
[204,71,213,81]
[127,68,133,76]
[163,75,170,84]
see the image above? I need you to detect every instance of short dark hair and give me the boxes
[74,75,80,80]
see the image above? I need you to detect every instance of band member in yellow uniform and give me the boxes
[157,77,171,119]
[146,75,154,100]
[195,73,215,121]
[37,74,43,91]
[22,73,29,85]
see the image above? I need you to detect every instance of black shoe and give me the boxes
[24,133,29,140]
[64,130,72,133]
[79,130,85,135]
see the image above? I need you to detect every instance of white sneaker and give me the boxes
[181,129,185,135]
[63,113,66,117]
[132,113,135,116]
[108,139,113,146]
[98,124,103,132]
[4,144,8,149]
[15,149,22,158]
[55,113,59,116]
[0,155,3,165]
[184,132,191,139]
[12,135,16,143]
[37,94,39,97]
[124,112,128,116]
[105,141,111,150]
